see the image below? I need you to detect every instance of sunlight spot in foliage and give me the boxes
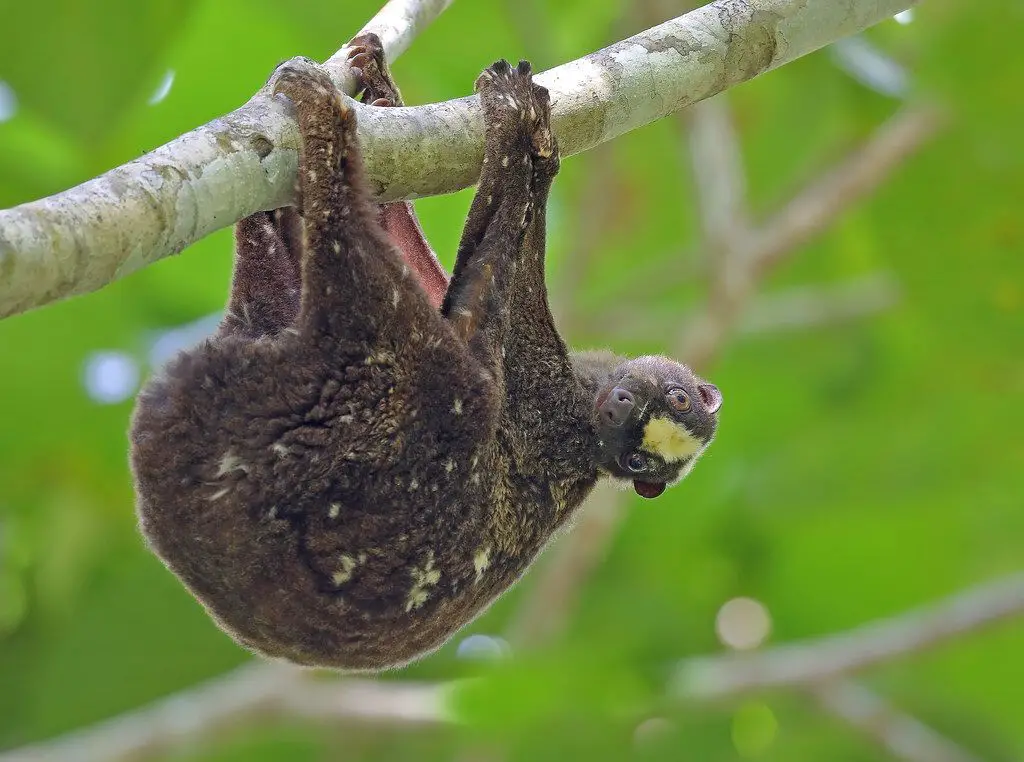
[148,69,176,105]
[732,701,778,758]
[83,351,140,404]
[147,312,221,367]
[456,633,511,661]
[716,597,771,650]
[0,81,17,122]
[632,716,673,747]
[894,9,914,25]
[830,37,909,98]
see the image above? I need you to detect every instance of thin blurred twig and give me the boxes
[599,272,903,342]
[739,272,902,335]
[678,102,945,367]
[0,663,448,762]
[812,681,985,762]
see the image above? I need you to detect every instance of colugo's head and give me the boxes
[593,355,722,499]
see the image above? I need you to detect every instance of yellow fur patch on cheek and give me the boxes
[641,416,702,462]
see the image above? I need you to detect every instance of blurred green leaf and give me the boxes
[0,0,199,144]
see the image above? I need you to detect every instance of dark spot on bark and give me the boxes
[249,134,274,159]
[718,3,781,82]
[639,32,701,59]
[216,133,238,153]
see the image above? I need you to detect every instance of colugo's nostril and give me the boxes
[599,386,635,426]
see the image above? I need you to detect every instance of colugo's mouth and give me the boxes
[633,480,666,499]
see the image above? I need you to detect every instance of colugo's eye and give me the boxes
[667,387,691,412]
[622,452,647,473]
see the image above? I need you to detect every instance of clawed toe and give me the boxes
[346,34,399,106]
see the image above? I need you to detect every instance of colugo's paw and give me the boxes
[269,57,347,118]
[347,33,402,107]
[475,59,556,161]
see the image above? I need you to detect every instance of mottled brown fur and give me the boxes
[129,45,721,671]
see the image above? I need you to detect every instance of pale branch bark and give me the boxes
[0,0,918,319]
[0,663,449,762]
[0,0,453,321]
[812,681,985,762]
[686,96,751,258]
[4,573,1020,762]
[673,572,1024,700]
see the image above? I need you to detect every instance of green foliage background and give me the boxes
[0,0,1021,759]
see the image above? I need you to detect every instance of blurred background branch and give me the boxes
[5,572,1020,762]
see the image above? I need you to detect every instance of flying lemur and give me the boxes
[130,35,723,670]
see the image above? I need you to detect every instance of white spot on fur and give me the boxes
[392,288,400,308]
[328,503,341,519]
[307,170,317,182]
[332,554,359,586]
[487,195,493,206]
[409,479,419,492]
[216,451,249,477]
[267,505,278,519]
[271,443,291,457]
[452,399,463,415]
[473,547,491,582]
[406,552,441,612]
[501,155,509,167]
[332,240,341,254]
[446,459,455,473]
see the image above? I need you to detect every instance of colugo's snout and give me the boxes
[599,386,635,426]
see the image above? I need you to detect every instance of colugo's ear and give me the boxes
[698,383,723,414]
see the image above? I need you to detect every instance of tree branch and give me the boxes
[673,572,1024,700]
[0,0,917,319]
